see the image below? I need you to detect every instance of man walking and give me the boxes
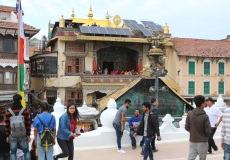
[134,102,161,160]
[113,99,131,153]
[33,102,56,160]
[0,115,10,160]
[150,98,159,152]
[185,95,211,160]
[5,94,31,160]
[221,106,230,160]
[204,97,223,154]
[129,109,142,149]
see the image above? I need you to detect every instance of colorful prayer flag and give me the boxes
[16,0,26,107]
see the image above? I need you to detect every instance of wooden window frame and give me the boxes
[65,57,85,74]
[218,81,224,94]
[188,81,195,95]
[188,61,195,75]
[203,61,210,75]
[218,62,225,75]
[204,81,210,95]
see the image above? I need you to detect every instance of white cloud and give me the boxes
[1,0,229,40]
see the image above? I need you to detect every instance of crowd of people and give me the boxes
[113,96,228,160]
[93,68,139,75]
[0,93,229,160]
[0,94,80,160]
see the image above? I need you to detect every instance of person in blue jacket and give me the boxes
[129,109,142,149]
[53,102,80,160]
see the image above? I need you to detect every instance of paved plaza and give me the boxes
[72,139,223,160]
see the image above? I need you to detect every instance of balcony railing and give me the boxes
[0,84,17,91]
[81,75,140,83]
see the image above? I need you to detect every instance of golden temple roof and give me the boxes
[71,6,120,28]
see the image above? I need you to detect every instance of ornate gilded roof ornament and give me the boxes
[164,23,169,34]
[106,10,109,20]
[71,8,75,18]
[88,5,94,19]
[113,15,121,27]
[59,15,65,28]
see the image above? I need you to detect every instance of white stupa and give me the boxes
[214,95,227,112]
[78,101,99,119]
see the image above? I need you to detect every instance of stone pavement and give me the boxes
[71,139,223,160]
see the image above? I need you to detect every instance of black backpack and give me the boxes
[37,115,54,151]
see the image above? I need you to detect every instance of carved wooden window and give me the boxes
[0,37,2,52]
[4,72,13,84]
[66,91,83,106]
[65,42,85,52]
[0,72,3,83]
[65,57,84,74]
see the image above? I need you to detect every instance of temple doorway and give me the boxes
[103,62,114,74]
[97,46,138,74]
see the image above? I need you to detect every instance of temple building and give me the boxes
[29,6,230,116]
[0,5,39,111]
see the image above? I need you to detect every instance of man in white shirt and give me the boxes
[204,97,223,154]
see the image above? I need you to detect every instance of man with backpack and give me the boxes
[33,102,56,160]
[4,94,31,160]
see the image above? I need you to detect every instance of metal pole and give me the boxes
[155,71,159,100]
[17,0,21,94]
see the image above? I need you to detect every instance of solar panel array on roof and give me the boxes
[123,19,138,24]
[140,29,153,37]
[79,26,134,36]
[141,21,163,31]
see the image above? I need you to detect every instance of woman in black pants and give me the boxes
[53,102,80,160]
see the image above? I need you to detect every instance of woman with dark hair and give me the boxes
[53,102,80,160]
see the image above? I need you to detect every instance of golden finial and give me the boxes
[88,5,93,19]
[164,23,169,34]
[106,10,109,20]
[71,8,75,18]
[59,15,65,28]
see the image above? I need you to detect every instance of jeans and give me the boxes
[9,135,30,160]
[188,142,208,160]
[208,127,218,153]
[36,134,53,160]
[0,153,10,160]
[224,143,230,160]
[113,122,123,149]
[56,138,74,160]
[151,134,156,150]
[143,136,154,160]
[129,130,136,147]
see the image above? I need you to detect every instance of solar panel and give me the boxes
[122,28,134,36]
[155,24,163,31]
[97,27,109,34]
[79,26,91,33]
[140,29,152,37]
[148,24,158,30]
[123,19,138,24]
[128,23,140,30]
[88,26,99,34]
[114,28,125,35]
[123,19,131,24]
[106,28,117,35]
[137,24,146,30]
[141,21,155,27]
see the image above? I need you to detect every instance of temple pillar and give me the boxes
[92,52,97,70]
[138,53,143,73]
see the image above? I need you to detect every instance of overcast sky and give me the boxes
[1,0,230,40]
